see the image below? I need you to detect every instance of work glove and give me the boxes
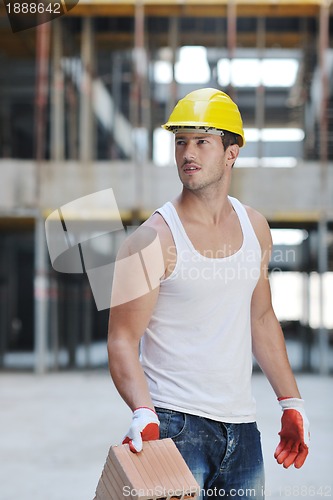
[122,407,160,453]
[274,397,310,469]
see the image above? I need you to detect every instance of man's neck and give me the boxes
[174,187,233,226]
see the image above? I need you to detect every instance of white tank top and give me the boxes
[140,196,261,423]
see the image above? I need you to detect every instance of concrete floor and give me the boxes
[0,371,332,500]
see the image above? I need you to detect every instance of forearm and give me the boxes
[108,336,154,411]
[252,309,301,398]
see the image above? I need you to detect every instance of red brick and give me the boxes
[94,438,200,500]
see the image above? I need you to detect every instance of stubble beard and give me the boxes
[180,168,225,194]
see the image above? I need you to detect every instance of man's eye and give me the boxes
[176,141,186,146]
[198,139,208,144]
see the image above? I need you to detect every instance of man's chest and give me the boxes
[184,217,243,259]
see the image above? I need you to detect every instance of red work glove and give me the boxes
[274,397,310,469]
[122,407,160,453]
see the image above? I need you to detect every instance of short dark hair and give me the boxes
[221,131,240,150]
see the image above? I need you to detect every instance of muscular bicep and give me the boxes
[251,266,273,324]
[108,222,165,346]
[108,286,160,346]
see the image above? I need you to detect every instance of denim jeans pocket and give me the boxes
[155,408,187,440]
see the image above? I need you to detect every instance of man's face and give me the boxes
[174,132,230,192]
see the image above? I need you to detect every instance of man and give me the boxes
[108,88,310,499]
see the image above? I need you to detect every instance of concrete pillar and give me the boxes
[49,275,59,370]
[83,283,93,368]
[317,1,330,375]
[167,16,179,169]
[80,17,95,163]
[317,220,329,374]
[167,16,179,120]
[111,52,122,159]
[256,17,265,164]
[34,21,51,374]
[34,212,49,374]
[227,0,237,101]
[34,20,50,194]
[67,59,79,160]
[51,18,65,161]
[301,272,311,371]
[132,0,147,212]
[0,286,5,367]
[0,56,12,158]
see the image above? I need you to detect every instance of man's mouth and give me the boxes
[183,163,201,173]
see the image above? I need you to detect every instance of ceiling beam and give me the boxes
[0,0,328,20]
[65,2,321,17]
[95,31,307,49]
[58,0,324,17]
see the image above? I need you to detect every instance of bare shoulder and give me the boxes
[118,212,171,257]
[142,212,176,278]
[142,211,174,247]
[141,212,174,255]
[244,204,272,250]
[116,211,175,279]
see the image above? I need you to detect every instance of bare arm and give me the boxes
[108,286,160,411]
[107,215,173,411]
[248,208,301,398]
[249,209,310,469]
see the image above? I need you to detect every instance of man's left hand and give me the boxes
[274,397,310,469]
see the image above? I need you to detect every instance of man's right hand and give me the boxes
[122,407,160,453]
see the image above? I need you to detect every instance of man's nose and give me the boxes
[183,142,196,162]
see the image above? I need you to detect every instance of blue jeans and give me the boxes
[155,408,265,500]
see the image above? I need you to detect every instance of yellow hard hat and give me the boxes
[162,88,245,147]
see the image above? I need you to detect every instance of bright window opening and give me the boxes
[175,46,210,84]
[235,157,298,168]
[153,46,211,85]
[217,58,299,87]
[244,128,304,142]
[153,60,173,84]
[153,128,173,167]
[271,229,308,246]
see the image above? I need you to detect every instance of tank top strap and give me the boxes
[228,196,260,251]
[154,201,192,253]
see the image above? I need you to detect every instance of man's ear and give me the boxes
[226,144,240,167]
